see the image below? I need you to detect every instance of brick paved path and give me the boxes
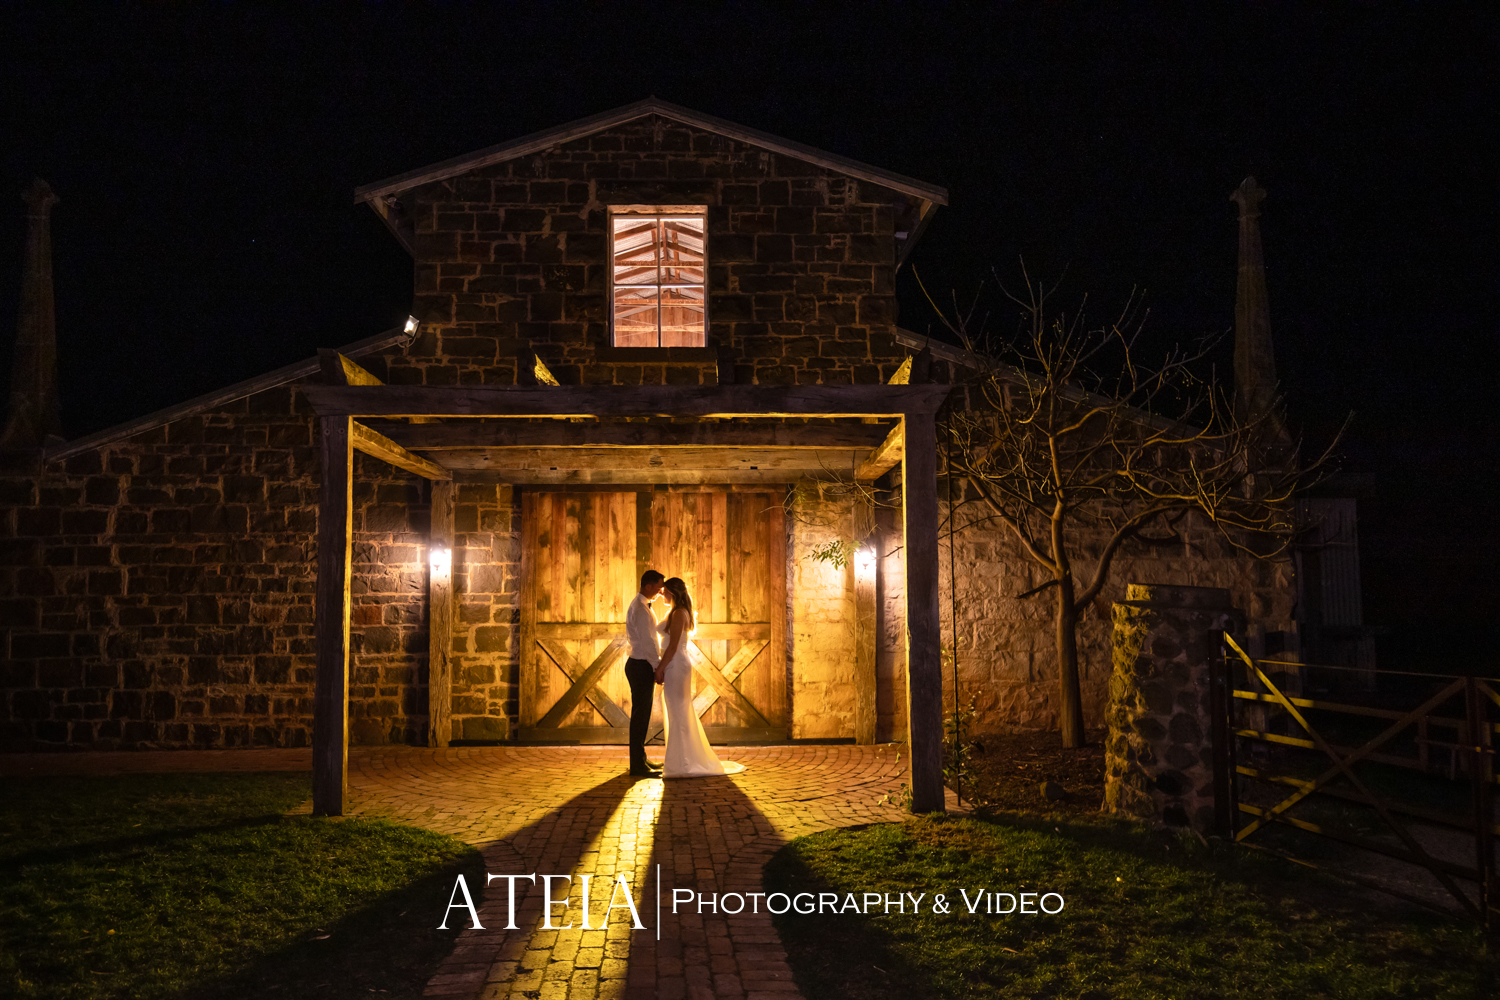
[2,744,962,999]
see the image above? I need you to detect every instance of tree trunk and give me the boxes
[1055,575,1086,748]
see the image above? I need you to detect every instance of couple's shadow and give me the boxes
[433,761,771,995]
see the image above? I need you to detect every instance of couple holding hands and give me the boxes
[623,570,746,779]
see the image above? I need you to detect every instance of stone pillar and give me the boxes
[1105,584,1244,831]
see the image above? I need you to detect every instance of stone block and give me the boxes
[12,633,68,658]
[474,626,509,653]
[462,715,509,741]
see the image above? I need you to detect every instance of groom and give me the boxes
[623,569,665,778]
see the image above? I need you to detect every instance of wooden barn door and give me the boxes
[519,489,786,744]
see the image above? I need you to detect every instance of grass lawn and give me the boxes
[0,771,482,1000]
[766,813,1499,1000]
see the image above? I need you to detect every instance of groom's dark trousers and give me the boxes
[624,657,655,768]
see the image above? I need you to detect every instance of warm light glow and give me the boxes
[429,546,451,574]
[404,315,419,335]
[855,543,876,572]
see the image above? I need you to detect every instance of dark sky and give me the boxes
[2,4,1497,646]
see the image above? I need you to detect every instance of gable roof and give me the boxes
[355,98,948,262]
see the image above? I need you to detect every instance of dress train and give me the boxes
[658,618,745,778]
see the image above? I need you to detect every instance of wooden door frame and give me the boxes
[305,383,950,815]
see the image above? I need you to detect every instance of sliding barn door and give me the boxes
[519,489,786,744]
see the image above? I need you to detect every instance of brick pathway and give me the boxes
[2,744,963,999]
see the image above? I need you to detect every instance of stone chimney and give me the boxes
[2,179,63,449]
[1230,177,1281,433]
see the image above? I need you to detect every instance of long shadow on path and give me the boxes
[343,744,913,1000]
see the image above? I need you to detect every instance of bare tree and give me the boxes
[927,270,1339,748]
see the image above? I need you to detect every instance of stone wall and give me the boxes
[787,482,858,739]
[898,498,1295,738]
[393,114,914,389]
[1104,584,1244,831]
[0,380,522,752]
[446,482,520,742]
[1,386,323,750]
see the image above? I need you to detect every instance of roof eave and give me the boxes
[44,324,417,464]
[354,98,949,208]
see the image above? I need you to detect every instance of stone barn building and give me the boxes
[0,101,1296,804]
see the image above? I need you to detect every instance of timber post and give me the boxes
[903,410,945,812]
[428,479,455,747]
[1466,676,1497,939]
[313,415,353,816]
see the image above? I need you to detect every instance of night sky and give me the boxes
[2,5,1496,663]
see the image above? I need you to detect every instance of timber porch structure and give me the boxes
[302,381,951,815]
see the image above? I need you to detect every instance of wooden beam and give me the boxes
[536,621,770,641]
[318,348,385,387]
[531,355,561,386]
[515,725,786,745]
[855,422,905,481]
[313,415,353,816]
[536,636,632,729]
[428,480,454,748]
[436,447,869,474]
[854,531,877,745]
[902,412,945,813]
[317,349,437,424]
[690,640,769,719]
[301,383,952,419]
[371,420,895,451]
[456,468,849,486]
[684,642,771,728]
[351,421,452,481]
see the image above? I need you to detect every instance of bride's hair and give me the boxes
[662,577,694,630]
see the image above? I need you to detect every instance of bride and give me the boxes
[653,577,746,777]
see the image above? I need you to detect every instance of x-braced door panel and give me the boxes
[519,489,786,743]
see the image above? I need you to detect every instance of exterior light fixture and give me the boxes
[404,315,420,336]
[429,546,451,574]
[855,542,876,573]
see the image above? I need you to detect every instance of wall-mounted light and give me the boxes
[429,546,451,574]
[404,315,420,336]
[855,542,876,573]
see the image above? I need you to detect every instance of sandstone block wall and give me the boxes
[391,115,914,389]
[901,499,1295,738]
[445,482,520,742]
[0,387,326,750]
[787,482,858,739]
[0,381,521,752]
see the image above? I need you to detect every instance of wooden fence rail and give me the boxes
[1215,635,1498,937]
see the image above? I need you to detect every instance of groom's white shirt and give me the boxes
[625,593,661,667]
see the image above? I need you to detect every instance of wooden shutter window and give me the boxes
[611,212,706,347]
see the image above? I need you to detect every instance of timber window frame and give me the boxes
[608,206,708,348]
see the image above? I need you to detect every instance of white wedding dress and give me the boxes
[658,615,746,777]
